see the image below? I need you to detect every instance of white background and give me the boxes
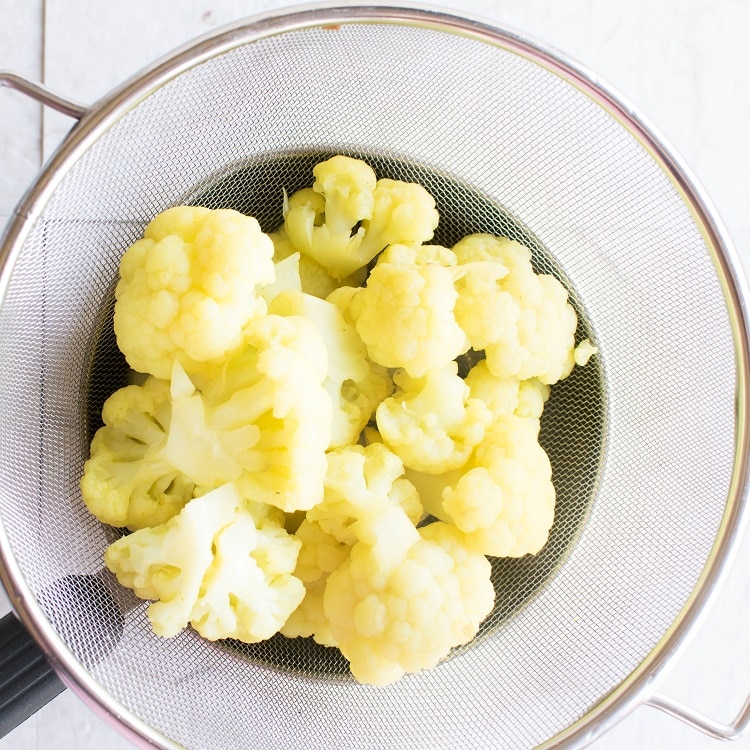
[0,0,748,748]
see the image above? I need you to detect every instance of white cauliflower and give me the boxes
[452,234,578,384]
[465,359,550,420]
[269,290,392,448]
[376,242,458,267]
[306,443,423,545]
[323,503,495,686]
[283,443,422,647]
[259,249,302,304]
[81,376,196,531]
[167,314,332,512]
[410,414,555,557]
[114,206,275,379]
[280,518,349,647]
[190,503,305,642]
[284,155,439,279]
[104,483,304,642]
[349,261,468,377]
[376,362,492,473]
[268,223,366,299]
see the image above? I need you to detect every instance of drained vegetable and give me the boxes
[82,154,597,686]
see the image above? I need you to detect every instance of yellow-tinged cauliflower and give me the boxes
[84,154,601,687]
[452,234,578,384]
[349,261,468,377]
[269,290,392,448]
[81,376,196,531]
[280,518,349,647]
[465,359,550,420]
[259,249,302,305]
[409,414,555,557]
[105,483,304,642]
[306,443,423,545]
[190,504,305,642]
[325,284,360,326]
[284,155,439,280]
[376,362,492,474]
[82,310,333,528]
[173,314,332,512]
[283,443,422,647]
[114,206,275,379]
[377,242,458,267]
[268,224,366,300]
[323,504,494,686]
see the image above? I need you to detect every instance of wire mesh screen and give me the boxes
[0,18,738,750]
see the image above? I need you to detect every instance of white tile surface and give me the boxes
[0,0,43,219]
[0,0,748,748]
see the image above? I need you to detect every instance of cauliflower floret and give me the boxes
[358,179,440,265]
[190,505,304,642]
[325,285,360,326]
[376,362,492,474]
[323,504,494,686]
[284,443,422,646]
[81,377,196,531]
[574,338,598,366]
[281,518,350,647]
[269,224,366,299]
[349,261,468,377]
[114,206,275,379]
[307,443,423,545]
[269,290,393,448]
[105,483,304,642]
[260,249,302,304]
[377,242,457,267]
[412,414,555,557]
[166,315,332,512]
[284,157,375,280]
[82,310,333,529]
[453,234,578,384]
[465,359,550,420]
[284,155,439,279]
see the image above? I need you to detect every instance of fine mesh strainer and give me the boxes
[0,4,749,749]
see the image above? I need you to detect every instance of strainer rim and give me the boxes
[0,4,748,749]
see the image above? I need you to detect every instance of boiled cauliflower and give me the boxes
[178,314,332,512]
[377,242,457,267]
[105,483,304,642]
[306,443,423,545]
[283,443,422,647]
[280,518,349,647]
[465,359,550,420]
[376,362,492,473]
[284,155,439,279]
[81,376,195,531]
[349,260,468,377]
[453,234,578,384]
[190,503,305,642]
[410,414,555,557]
[269,290,392,448]
[259,249,302,304]
[84,313,331,528]
[85,154,601,688]
[324,504,494,686]
[114,206,275,379]
[268,224,366,299]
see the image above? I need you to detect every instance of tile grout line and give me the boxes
[40,0,46,166]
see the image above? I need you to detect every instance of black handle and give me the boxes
[0,611,64,739]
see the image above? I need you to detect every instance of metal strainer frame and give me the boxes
[0,4,749,748]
